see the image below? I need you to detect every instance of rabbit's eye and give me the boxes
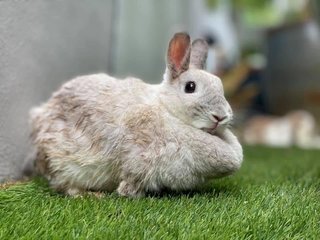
[185,81,196,93]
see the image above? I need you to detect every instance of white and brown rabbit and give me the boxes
[243,110,320,149]
[29,32,243,197]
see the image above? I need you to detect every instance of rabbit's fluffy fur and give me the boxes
[30,33,243,197]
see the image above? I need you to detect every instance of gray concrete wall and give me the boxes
[0,0,114,181]
[113,0,190,82]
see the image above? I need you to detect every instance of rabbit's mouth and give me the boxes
[202,122,218,134]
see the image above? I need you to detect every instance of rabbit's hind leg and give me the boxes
[65,187,85,197]
[47,175,86,197]
[63,186,105,198]
[116,180,145,198]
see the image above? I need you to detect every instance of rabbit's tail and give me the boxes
[23,143,50,178]
[23,105,47,178]
[22,146,37,177]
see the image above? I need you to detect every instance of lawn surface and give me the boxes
[1,147,319,239]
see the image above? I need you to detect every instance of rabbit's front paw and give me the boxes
[116,181,145,198]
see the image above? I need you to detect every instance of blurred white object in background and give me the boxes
[191,0,240,73]
[273,0,309,20]
[243,110,320,149]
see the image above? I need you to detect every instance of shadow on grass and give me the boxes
[145,181,240,199]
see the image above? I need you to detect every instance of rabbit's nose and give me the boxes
[212,114,227,123]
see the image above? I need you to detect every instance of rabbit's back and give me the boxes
[30,74,155,192]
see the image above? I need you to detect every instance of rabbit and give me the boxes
[29,32,243,197]
[243,110,320,149]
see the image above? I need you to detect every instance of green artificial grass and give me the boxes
[1,146,319,239]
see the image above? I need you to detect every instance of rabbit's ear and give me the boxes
[190,39,209,69]
[167,32,191,79]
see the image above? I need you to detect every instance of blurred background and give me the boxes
[0,0,319,181]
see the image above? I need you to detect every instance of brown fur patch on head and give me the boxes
[167,32,191,79]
